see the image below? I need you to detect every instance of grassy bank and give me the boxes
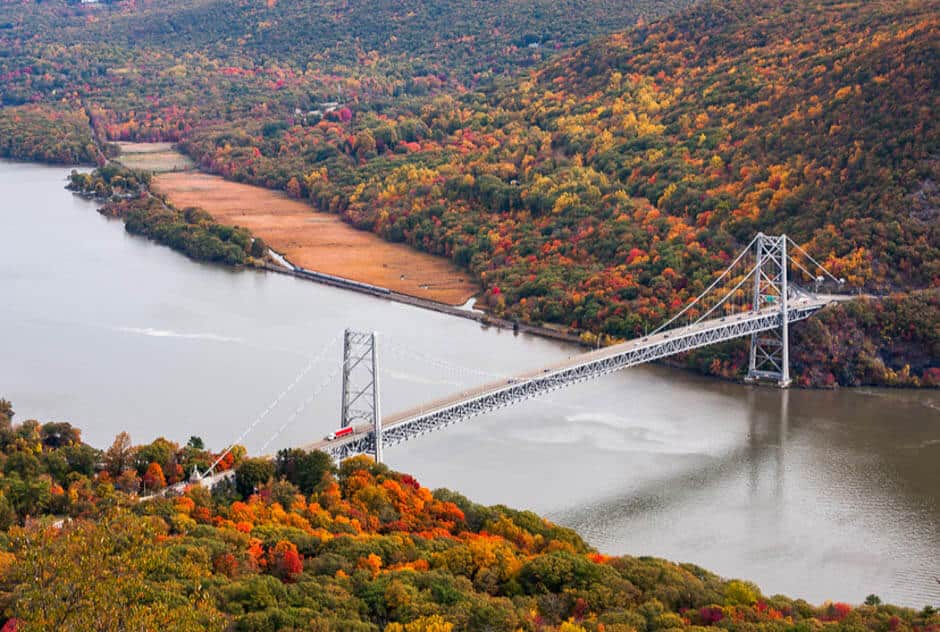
[152,169,479,306]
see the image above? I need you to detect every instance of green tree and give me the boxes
[61,443,102,478]
[235,458,275,497]
[274,448,333,494]
[0,398,13,448]
[40,422,81,449]
[0,398,13,425]
[187,435,205,450]
[135,437,176,474]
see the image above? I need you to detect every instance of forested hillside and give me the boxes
[68,0,697,83]
[0,0,691,143]
[1,0,937,386]
[179,0,939,385]
[2,400,939,629]
[194,0,934,310]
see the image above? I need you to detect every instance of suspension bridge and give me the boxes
[195,232,848,479]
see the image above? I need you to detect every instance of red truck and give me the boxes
[326,426,354,441]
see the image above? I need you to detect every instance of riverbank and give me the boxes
[66,156,583,343]
[260,258,583,344]
[148,160,581,341]
[76,157,940,381]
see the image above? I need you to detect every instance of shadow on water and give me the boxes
[546,384,940,606]
[549,387,791,530]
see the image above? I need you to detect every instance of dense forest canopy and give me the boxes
[1,402,938,629]
[0,0,694,115]
[0,0,937,387]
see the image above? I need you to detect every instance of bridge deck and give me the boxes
[302,295,841,458]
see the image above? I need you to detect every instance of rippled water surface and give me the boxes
[2,161,938,607]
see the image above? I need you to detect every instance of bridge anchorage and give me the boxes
[306,232,845,463]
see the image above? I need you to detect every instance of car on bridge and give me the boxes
[326,426,354,441]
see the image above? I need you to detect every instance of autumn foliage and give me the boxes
[1,0,936,387]
[0,404,937,629]
[2,431,939,630]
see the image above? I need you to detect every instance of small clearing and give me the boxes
[152,171,479,305]
[114,142,195,173]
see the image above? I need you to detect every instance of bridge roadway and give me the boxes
[303,294,844,461]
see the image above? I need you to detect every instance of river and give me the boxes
[2,161,938,607]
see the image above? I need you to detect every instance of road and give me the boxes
[302,295,843,454]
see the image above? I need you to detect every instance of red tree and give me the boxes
[269,540,303,582]
[142,462,167,491]
[213,553,239,578]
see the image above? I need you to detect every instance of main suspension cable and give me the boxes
[651,234,759,334]
[257,363,344,455]
[201,333,342,477]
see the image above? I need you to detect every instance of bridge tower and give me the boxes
[746,234,791,387]
[340,329,383,462]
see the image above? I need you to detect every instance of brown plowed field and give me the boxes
[152,171,478,305]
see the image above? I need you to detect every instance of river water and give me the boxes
[2,161,938,607]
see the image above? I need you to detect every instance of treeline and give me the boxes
[68,166,267,266]
[108,197,264,266]
[0,105,99,165]
[0,398,237,526]
[2,403,938,629]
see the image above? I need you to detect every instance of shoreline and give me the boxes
[17,156,934,390]
[260,257,584,345]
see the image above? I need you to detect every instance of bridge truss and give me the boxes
[318,232,845,462]
[322,301,826,460]
[198,232,846,475]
